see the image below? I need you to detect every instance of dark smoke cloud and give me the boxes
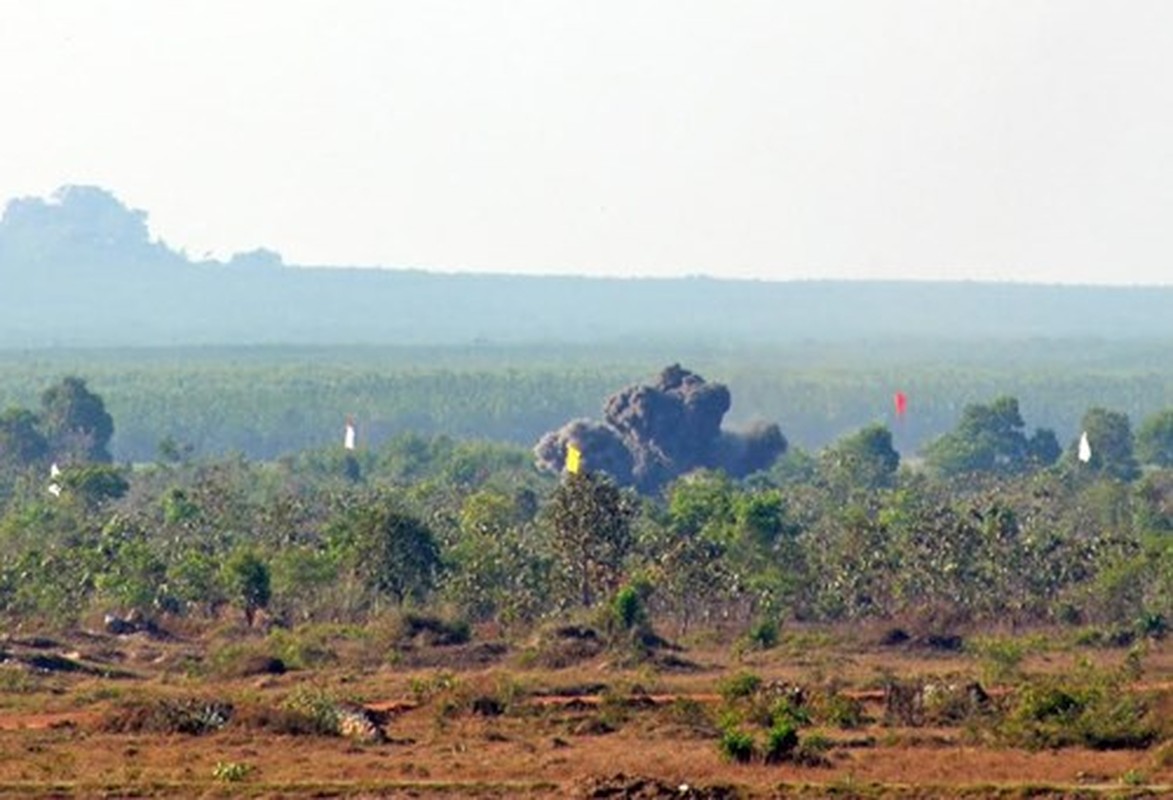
[534,364,787,493]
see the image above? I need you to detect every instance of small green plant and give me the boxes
[212,761,254,782]
[1135,611,1168,640]
[972,636,1025,684]
[768,695,811,729]
[611,585,645,632]
[742,617,780,651]
[763,720,799,764]
[408,670,459,704]
[1120,768,1147,787]
[282,686,342,735]
[718,671,763,703]
[813,690,866,729]
[718,727,756,763]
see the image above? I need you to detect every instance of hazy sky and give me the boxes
[4,1,1173,283]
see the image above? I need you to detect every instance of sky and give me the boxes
[3,1,1173,284]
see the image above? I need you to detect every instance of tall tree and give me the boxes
[1136,408,1173,468]
[546,471,637,607]
[331,499,441,606]
[39,376,114,463]
[820,423,901,491]
[0,407,48,469]
[923,396,1058,478]
[1078,407,1139,481]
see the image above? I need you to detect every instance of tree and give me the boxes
[39,376,114,463]
[0,407,48,470]
[1078,407,1139,481]
[923,396,1058,478]
[60,464,129,507]
[1136,409,1173,468]
[333,499,441,606]
[820,423,900,491]
[546,471,637,607]
[224,549,272,626]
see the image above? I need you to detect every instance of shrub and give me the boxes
[994,666,1157,750]
[718,727,756,763]
[1135,611,1168,640]
[610,585,645,632]
[718,671,763,703]
[763,721,799,764]
[212,761,254,782]
[812,690,866,729]
[743,617,780,651]
[100,698,233,735]
[281,686,342,736]
[395,614,471,647]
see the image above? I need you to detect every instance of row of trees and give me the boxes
[0,380,1169,638]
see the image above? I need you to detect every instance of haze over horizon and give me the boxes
[5,2,1173,285]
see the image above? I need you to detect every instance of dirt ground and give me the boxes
[0,624,1170,799]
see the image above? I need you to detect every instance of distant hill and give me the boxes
[3,185,1173,348]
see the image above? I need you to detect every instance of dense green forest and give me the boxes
[0,374,1169,642]
[3,341,1173,463]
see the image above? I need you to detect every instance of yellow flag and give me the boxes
[565,443,582,474]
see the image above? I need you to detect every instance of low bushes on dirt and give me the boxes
[993,665,1158,750]
[100,697,232,735]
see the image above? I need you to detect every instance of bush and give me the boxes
[718,671,763,703]
[740,618,780,652]
[718,727,756,763]
[812,690,866,729]
[610,585,645,632]
[995,666,1157,750]
[763,721,799,764]
[100,698,233,735]
[395,613,471,647]
[207,643,288,678]
[281,686,343,736]
[212,761,254,782]
[1135,611,1168,640]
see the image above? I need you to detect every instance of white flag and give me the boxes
[344,421,356,451]
[50,462,61,478]
[1078,431,1092,463]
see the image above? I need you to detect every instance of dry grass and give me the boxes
[0,623,1169,798]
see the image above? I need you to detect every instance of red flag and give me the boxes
[894,391,908,418]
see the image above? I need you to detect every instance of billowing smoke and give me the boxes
[535,364,786,493]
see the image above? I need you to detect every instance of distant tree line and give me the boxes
[0,378,1169,642]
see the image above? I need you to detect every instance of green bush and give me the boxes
[611,585,645,632]
[741,617,780,652]
[763,721,799,764]
[718,727,756,763]
[718,671,763,703]
[212,761,254,782]
[995,666,1157,750]
[812,690,866,729]
[281,686,343,736]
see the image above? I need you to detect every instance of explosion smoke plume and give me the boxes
[534,364,786,493]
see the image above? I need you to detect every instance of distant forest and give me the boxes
[6,186,1173,463]
[5,185,1173,347]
